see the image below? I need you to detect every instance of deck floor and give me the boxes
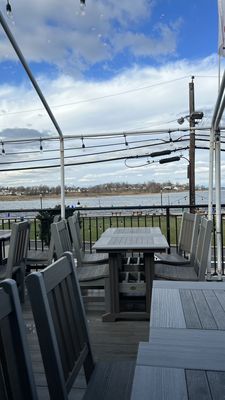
[22,292,149,399]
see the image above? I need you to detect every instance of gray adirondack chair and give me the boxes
[26,252,135,400]
[0,220,30,302]
[51,219,109,302]
[0,279,37,400]
[26,214,60,271]
[68,213,108,267]
[155,217,212,281]
[155,212,201,265]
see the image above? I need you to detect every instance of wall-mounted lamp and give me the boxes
[177,111,204,125]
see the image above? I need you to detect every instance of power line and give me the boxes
[0,76,189,118]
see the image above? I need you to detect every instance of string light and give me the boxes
[39,138,43,152]
[81,137,85,149]
[6,0,12,15]
[80,0,86,15]
[124,134,129,147]
[1,142,5,155]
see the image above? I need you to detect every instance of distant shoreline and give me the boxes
[0,189,203,202]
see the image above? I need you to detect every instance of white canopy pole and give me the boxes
[207,129,214,278]
[0,11,65,218]
[210,69,225,279]
[214,131,223,278]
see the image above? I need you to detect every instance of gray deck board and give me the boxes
[22,293,148,399]
[150,288,186,328]
[131,365,188,400]
[179,289,202,329]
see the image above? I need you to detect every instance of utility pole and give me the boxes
[189,76,195,211]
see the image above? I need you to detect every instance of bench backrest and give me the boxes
[68,214,83,267]
[0,279,37,400]
[6,220,30,278]
[51,219,73,259]
[73,212,83,249]
[178,212,201,263]
[193,217,213,280]
[26,252,95,399]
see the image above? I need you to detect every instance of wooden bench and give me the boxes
[26,252,135,400]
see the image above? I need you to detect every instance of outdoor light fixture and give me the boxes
[177,111,204,125]
[80,0,86,5]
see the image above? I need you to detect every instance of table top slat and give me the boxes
[202,290,225,330]
[179,289,202,329]
[185,370,212,400]
[94,228,168,253]
[150,288,186,329]
[191,289,217,330]
[131,365,188,400]
[206,371,225,400]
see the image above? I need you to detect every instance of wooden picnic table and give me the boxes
[131,280,225,399]
[93,227,168,321]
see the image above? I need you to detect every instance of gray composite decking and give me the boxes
[22,292,149,400]
[131,281,225,400]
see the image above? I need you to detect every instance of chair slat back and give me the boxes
[0,279,37,400]
[178,212,201,262]
[193,218,213,280]
[51,219,73,259]
[68,215,83,267]
[26,252,95,400]
[6,221,30,278]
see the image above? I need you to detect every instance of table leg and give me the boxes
[144,253,154,314]
[102,252,121,322]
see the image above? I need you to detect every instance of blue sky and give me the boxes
[0,0,223,188]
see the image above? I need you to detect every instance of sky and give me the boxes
[0,0,224,188]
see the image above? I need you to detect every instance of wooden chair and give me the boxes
[26,214,60,271]
[155,217,213,281]
[155,212,201,265]
[0,279,37,400]
[0,220,30,302]
[51,219,109,303]
[26,252,135,400]
[68,213,108,267]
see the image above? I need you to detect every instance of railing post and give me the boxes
[166,207,171,253]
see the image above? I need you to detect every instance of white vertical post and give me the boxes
[215,131,223,279]
[207,129,214,278]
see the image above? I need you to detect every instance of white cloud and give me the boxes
[0,53,223,187]
[0,0,179,72]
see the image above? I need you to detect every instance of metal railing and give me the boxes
[0,204,222,274]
